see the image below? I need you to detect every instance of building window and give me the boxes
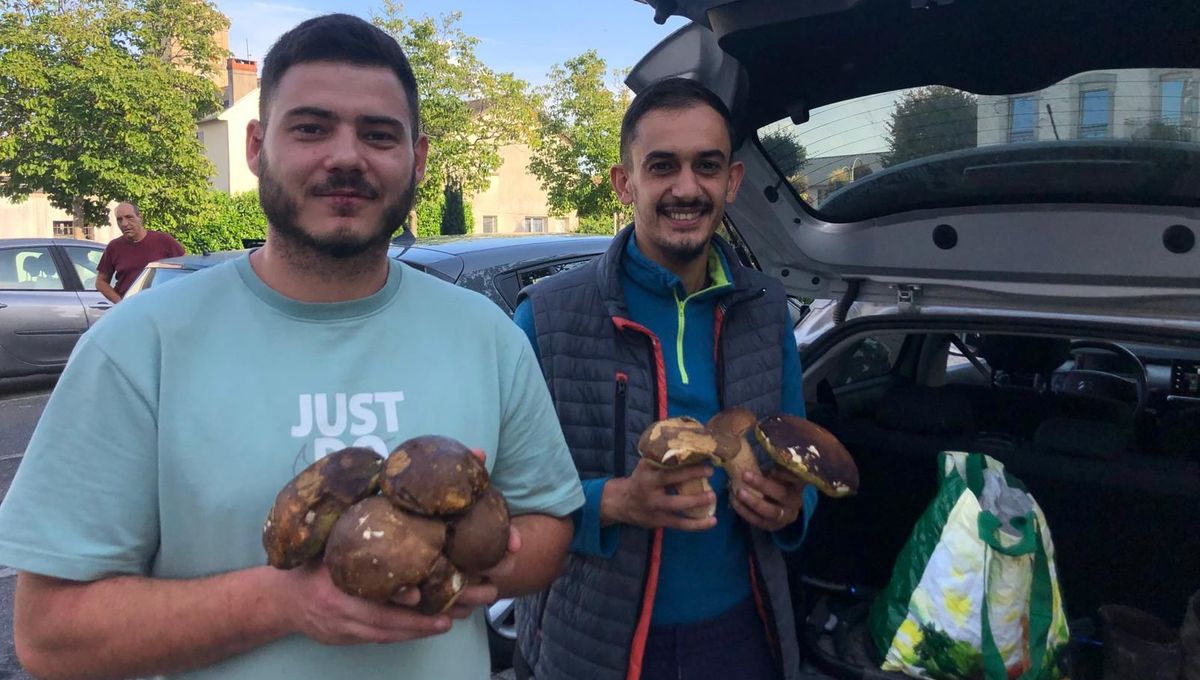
[522,216,547,233]
[481,215,497,234]
[1079,87,1111,138]
[1162,78,1187,125]
[1009,96,1037,142]
[51,220,93,240]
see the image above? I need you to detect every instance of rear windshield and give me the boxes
[759,68,1200,222]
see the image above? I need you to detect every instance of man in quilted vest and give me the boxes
[513,77,817,680]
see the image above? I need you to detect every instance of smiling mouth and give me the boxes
[660,206,709,222]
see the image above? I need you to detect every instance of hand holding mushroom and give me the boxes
[262,436,512,621]
[631,409,859,532]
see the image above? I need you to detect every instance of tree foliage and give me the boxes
[881,86,978,167]
[760,129,807,179]
[373,0,538,215]
[528,50,630,227]
[175,190,267,254]
[440,184,467,235]
[0,0,226,233]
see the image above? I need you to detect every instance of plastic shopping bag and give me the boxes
[867,452,1071,680]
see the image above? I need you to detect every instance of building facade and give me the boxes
[979,68,1199,145]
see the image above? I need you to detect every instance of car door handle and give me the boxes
[89,302,113,310]
[0,302,6,309]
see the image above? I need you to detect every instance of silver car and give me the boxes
[0,238,111,379]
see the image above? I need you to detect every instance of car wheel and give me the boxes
[486,597,517,670]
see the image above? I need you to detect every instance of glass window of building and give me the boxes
[1080,88,1111,138]
[1009,96,1037,142]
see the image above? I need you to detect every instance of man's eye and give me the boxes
[364,131,398,143]
[697,161,721,173]
[649,162,673,173]
[293,124,323,135]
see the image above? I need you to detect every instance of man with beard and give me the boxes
[95,201,185,302]
[511,77,815,680]
[0,14,582,680]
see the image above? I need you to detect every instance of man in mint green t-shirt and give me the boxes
[0,14,582,680]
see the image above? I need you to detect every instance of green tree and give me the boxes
[760,129,807,179]
[881,86,978,167]
[373,1,538,218]
[528,51,630,229]
[440,184,467,235]
[0,0,227,234]
[175,190,267,253]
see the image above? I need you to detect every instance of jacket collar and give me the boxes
[595,224,766,318]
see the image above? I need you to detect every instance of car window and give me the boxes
[0,246,64,291]
[63,246,103,290]
[758,67,1200,222]
[147,268,193,288]
[827,333,906,387]
[494,256,596,311]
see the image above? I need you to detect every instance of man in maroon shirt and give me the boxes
[96,202,185,302]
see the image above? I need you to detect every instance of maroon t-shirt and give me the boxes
[97,230,186,297]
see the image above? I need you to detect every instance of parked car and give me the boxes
[0,238,111,379]
[126,233,611,316]
[628,1,1200,678]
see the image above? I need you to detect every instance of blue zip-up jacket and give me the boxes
[514,233,815,624]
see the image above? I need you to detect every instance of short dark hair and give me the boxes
[259,13,420,140]
[619,77,736,164]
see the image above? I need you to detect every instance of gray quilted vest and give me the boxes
[515,225,802,680]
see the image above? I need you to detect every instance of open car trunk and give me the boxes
[791,319,1200,679]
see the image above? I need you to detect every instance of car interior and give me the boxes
[790,321,1200,679]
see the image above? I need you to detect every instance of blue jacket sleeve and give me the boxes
[512,299,540,361]
[515,300,621,558]
[570,478,621,558]
[773,308,817,551]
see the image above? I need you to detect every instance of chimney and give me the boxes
[225,58,258,108]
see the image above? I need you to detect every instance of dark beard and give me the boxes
[258,152,415,260]
[657,200,713,265]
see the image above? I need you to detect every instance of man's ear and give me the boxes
[412,133,429,185]
[246,120,264,177]
[610,163,635,205]
[725,160,746,204]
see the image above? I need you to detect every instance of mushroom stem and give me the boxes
[723,438,764,501]
[675,476,716,519]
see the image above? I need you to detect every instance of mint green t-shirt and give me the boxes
[0,254,584,680]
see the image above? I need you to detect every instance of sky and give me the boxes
[214,0,688,87]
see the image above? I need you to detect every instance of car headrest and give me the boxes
[974,334,1071,376]
[1033,417,1132,460]
[22,254,47,278]
[874,384,976,436]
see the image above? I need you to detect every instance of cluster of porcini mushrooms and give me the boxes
[262,435,510,615]
[638,407,859,518]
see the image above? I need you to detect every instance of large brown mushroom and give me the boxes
[445,486,511,573]
[706,407,765,500]
[418,555,468,615]
[262,447,385,569]
[323,496,446,602]
[381,435,489,516]
[637,416,740,518]
[754,414,859,497]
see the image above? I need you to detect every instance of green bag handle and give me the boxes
[978,504,1055,679]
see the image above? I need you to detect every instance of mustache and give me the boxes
[310,173,380,199]
[657,200,712,215]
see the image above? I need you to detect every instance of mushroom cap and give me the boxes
[262,446,384,569]
[381,435,489,516]
[754,414,859,497]
[707,407,758,437]
[418,555,467,615]
[637,417,738,467]
[445,486,511,573]
[324,496,446,602]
